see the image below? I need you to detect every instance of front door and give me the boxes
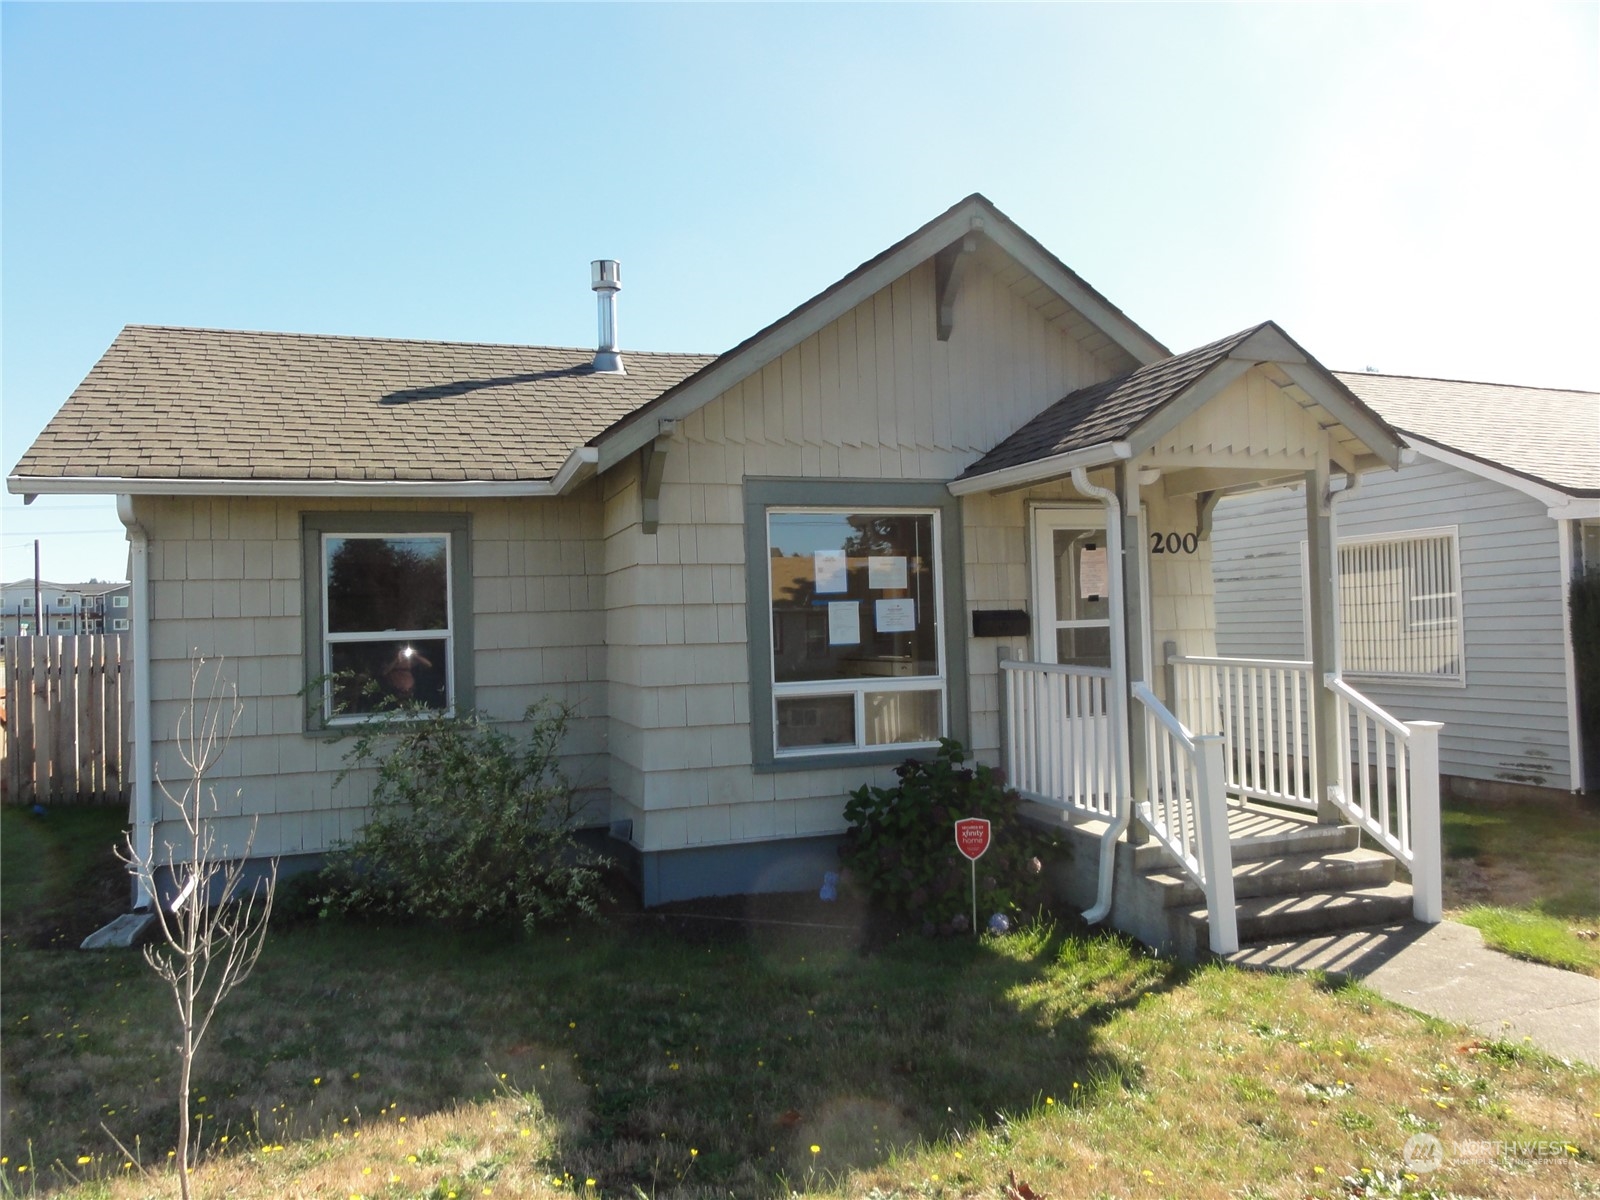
[1032,507,1112,668]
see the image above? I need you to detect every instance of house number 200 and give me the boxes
[1150,532,1200,554]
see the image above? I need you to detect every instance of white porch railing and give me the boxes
[1170,654,1316,811]
[1325,675,1443,922]
[1000,659,1119,817]
[1132,682,1237,954]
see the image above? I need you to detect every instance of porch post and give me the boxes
[1118,464,1151,841]
[1304,464,1343,823]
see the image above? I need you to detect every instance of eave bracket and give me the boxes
[935,233,979,342]
[640,420,679,534]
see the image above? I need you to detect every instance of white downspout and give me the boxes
[116,495,154,909]
[1071,466,1131,925]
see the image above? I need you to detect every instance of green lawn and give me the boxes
[2,806,1596,1199]
[1441,797,1600,975]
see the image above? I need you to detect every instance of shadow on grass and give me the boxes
[2,882,1187,1196]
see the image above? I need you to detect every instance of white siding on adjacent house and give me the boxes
[136,491,609,860]
[1211,457,1574,790]
[603,259,1124,853]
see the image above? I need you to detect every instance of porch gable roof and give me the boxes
[950,321,1408,493]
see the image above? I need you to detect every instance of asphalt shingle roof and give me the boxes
[958,325,1264,480]
[1334,372,1600,497]
[11,326,714,484]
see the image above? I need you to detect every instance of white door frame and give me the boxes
[1029,504,1110,665]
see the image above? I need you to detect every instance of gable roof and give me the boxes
[9,193,1167,499]
[10,325,712,496]
[586,193,1170,469]
[951,321,1407,492]
[1334,372,1600,498]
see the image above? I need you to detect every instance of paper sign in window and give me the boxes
[1079,546,1108,601]
[814,549,848,594]
[827,601,861,645]
[868,555,908,590]
[875,598,916,633]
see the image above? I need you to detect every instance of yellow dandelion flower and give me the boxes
[586,1180,596,1187]
[1046,1096,1054,1105]
[313,1078,322,1086]
[810,1144,820,1154]
[351,1071,360,1079]
[690,1148,698,1158]
[1314,1166,1325,1175]
[77,1156,92,1164]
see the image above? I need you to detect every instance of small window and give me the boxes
[1338,528,1462,681]
[111,618,130,631]
[112,594,129,608]
[302,513,473,728]
[21,598,32,610]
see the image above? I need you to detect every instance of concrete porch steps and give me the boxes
[1144,845,1398,907]
[1139,803,1415,958]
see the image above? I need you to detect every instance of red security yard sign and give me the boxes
[955,818,991,861]
[955,818,991,934]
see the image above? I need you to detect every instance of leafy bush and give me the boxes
[839,739,1052,932]
[318,701,607,931]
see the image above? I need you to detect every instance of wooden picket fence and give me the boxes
[2,634,131,805]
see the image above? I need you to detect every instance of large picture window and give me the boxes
[745,478,967,769]
[1336,527,1462,682]
[302,513,473,727]
[768,508,945,754]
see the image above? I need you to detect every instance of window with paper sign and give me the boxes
[766,508,946,755]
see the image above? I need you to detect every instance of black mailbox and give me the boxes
[971,609,1030,638]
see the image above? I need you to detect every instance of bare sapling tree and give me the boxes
[120,655,277,1200]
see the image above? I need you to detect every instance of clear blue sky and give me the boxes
[4,2,1596,583]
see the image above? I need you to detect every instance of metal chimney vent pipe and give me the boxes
[590,259,624,374]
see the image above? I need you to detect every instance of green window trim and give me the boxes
[743,477,967,772]
[301,512,474,732]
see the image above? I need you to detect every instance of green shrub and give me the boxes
[318,701,607,931]
[839,739,1053,932]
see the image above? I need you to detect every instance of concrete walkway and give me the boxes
[1231,920,1600,1067]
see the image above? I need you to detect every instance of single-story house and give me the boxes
[1211,375,1600,797]
[10,194,1454,956]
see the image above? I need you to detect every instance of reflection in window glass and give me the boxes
[767,509,945,755]
[865,690,942,746]
[776,694,856,749]
[323,534,453,717]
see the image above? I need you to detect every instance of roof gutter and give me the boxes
[115,495,155,910]
[8,448,601,502]
[946,441,1133,496]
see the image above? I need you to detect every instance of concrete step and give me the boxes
[1144,847,1397,908]
[1189,882,1414,945]
[1131,820,1357,871]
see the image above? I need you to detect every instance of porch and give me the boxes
[1002,652,1443,958]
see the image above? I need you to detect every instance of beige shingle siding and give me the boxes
[1334,373,1600,496]
[138,490,610,861]
[14,326,712,484]
[605,258,1125,854]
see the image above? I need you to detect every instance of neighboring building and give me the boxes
[1212,374,1600,796]
[8,195,1447,956]
[0,578,132,640]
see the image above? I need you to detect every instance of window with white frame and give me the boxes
[766,508,946,755]
[1337,528,1462,681]
[320,532,453,718]
[111,618,130,631]
[112,594,129,608]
